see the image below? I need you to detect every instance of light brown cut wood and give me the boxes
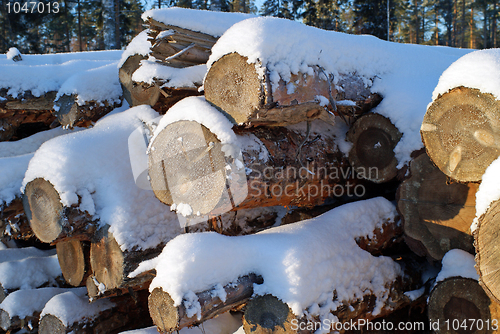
[428,277,500,333]
[23,178,98,244]
[422,86,500,182]
[53,94,120,128]
[475,200,500,304]
[57,240,90,287]
[204,53,381,127]
[88,228,160,299]
[149,274,263,333]
[397,152,476,262]
[148,120,354,216]
[346,113,402,183]
[119,54,161,107]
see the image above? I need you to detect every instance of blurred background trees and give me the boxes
[0,0,497,53]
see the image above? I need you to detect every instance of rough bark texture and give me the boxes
[204,53,381,127]
[428,277,500,333]
[149,274,263,333]
[1,197,34,241]
[422,86,500,183]
[0,308,39,333]
[38,290,152,334]
[57,240,91,287]
[23,178,98,244]
[475,200,500,304]
[148,120,356,217]
[346,113,402,183]
[397,152,476,262]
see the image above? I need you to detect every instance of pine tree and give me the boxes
[353,0,395,40]
[260,0,293,19]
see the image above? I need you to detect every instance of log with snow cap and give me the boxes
[145,197,407,333]
[422,49,500,183]
[38,287,152,334]
[147,96,356,217]
[397,151,477,262]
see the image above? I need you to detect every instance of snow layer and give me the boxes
[40,287,114,326]
[472,156,500,232]
[435,249,478,283]
[0,288,70,322]
[0,50,121,98]
[55,62,122,106]
[132,61,206,88]
[0,255,61,290]
[207,17,472,167]
[150,197,401,323]
[141,7,255,37]
[433,48,500,100]
[118,30,151,68]
[22,106,182,251]
[0,128,78,207]
[119,312,242,334]
[0,247,55,264]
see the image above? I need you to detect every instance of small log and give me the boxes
[23,178,98,243]
[54,94,120,128]
[119,54,161,108]
[57,239,91,287]
[149,274,263,333]
[474,200,500,304]
[148,119,355,216]
[422,86,500,183]
[428,277,500,333]
[204,53,381,127]
[397,152,476,262]
[346,113,402,183]
[39,289,152,334]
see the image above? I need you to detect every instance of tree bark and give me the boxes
[428,277,500,333]
[1,197,34,241]
[57,240,91,287]
[397,152,476,262]
[346,113,402,183]
[204,53,381,127]
[149,274,263,333]
[422,86,500,183]
[474,199,500,304]
[148,120,357,217]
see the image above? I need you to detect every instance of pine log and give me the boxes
[57,240,91,287]
[204,53,382,127]
[39,290,152,334]
[23,178,98,243]
[346,113,402,183]
[0,309,39,333]
[428,277,500,333]
[119,54,161,107]
[54,94,121,128]
[397,152,476,262]
[148,120,355,217]
[422,86,500,183]
[474,200,500,304]
[149,274,263,333]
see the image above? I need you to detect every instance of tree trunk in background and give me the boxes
[103,0,117,49]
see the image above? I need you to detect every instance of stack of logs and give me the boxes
[3,12,500,334]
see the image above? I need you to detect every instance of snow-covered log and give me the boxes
[149,274,262,333]
[0,287,70,332]
[148,97,355,217]
[39,288,152,334]
[346,113,402,183]
[397,152,476,262]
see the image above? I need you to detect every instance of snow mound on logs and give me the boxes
[472,156,500,232]
[207,17,472,167]
[149,197,400,321]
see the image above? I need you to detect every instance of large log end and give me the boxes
[243,295,297,334]
[148,287,180,333]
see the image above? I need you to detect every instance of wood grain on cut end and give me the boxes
[90,230,124,291]
[119,54,160,107]
[38,314,67,334]
[204,52,263,125]
[243,295,297,334]
[397,152,476,262]
[148,287,180,333]
[57,239,89,287]
[23,178,64,243]
[428,277,498,334]
[0,309,11,331]
[148,120,226,215]
[422,86,500,183]
[475,200,500,304]
[347,113,402,183]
